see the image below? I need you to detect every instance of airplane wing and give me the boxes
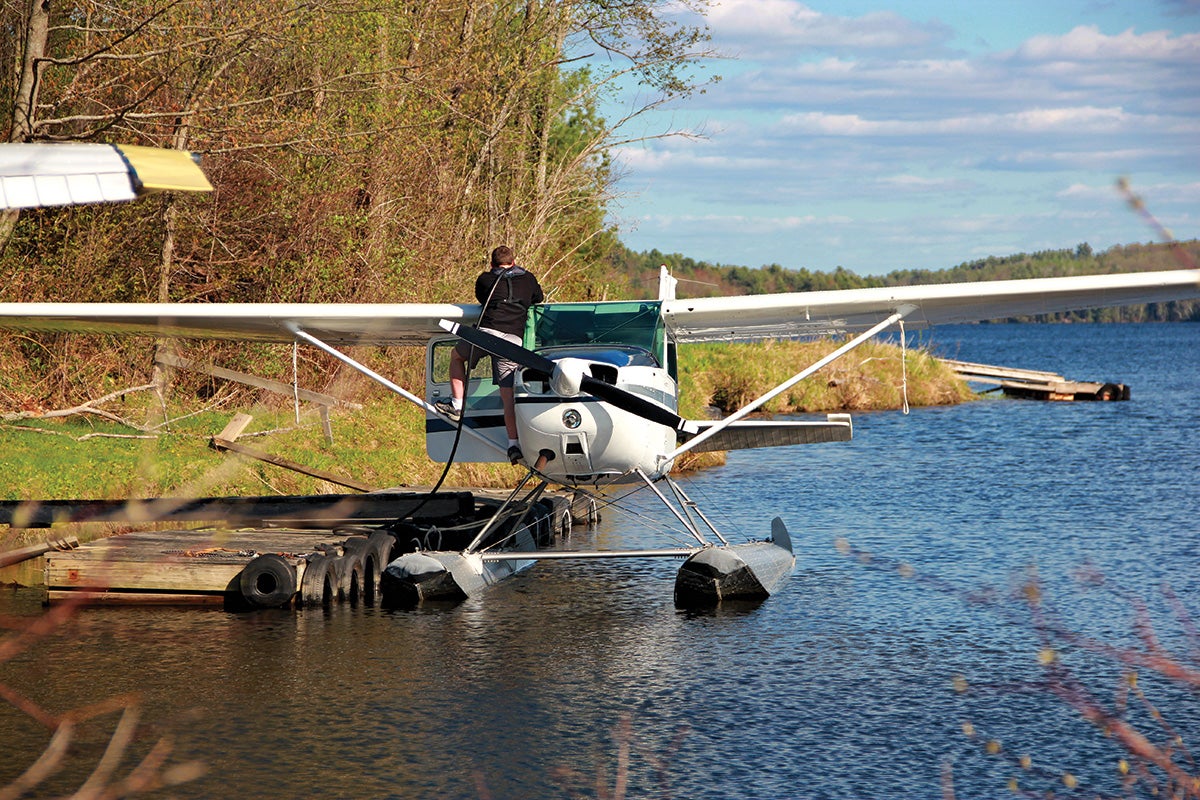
[661,269,1200,343]
[0,142,212,210]
[0,302,479,347]
[0,270,1195,347]
[679,414,852,453]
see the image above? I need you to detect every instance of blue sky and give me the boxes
[602,0,1200,275]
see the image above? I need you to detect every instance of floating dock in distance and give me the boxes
[23,490,588,609]
[942,359,1129,402]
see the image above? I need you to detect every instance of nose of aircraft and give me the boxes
[549,357,588,396]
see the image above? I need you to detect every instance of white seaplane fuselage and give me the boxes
[512,347,679,484]
[425,300,685,485]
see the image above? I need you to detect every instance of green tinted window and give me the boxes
[430,339,494,383]
[529,301,664,356]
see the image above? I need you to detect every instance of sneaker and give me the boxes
[433,399,460,421]
[507,445,524,465]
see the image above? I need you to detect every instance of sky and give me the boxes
[601,0,1200,275]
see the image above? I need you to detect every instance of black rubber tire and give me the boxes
[361,532,396,604]
[335,549,365,605]
[239,554,297,608]
[299,554,335,608]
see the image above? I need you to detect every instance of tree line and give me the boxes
[1,1,1192,410]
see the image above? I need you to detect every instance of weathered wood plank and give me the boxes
[156,351,358,409]
[45,529,330,593]
[0,492,473,528]
[942,359,1064,384]
[47,558,245,592]
[211,437,375,492]
[46,590,227,606]
[217,412,254,442]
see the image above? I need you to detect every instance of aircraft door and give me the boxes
[425,336,508,463]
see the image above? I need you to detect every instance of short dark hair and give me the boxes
[491,245,515,268]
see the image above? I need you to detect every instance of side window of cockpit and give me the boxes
[666,341,678,381]
[429,338,493,383]
[430,339,455,384]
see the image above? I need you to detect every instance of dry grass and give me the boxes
[678,339,972,416]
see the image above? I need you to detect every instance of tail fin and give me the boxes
[770,517,792,553]
[657,265,677,301]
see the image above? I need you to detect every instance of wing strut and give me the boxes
[286,324,505,457]
[464,473,550,555]
[665,305,916,462]
[634,468,717,546]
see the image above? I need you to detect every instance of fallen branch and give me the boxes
[0,384,158,430]
[0,424,158,442]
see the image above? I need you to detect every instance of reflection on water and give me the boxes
[1,324,1198,798]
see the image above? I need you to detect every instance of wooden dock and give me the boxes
[942,359,1129,402]
[4,489,595,608]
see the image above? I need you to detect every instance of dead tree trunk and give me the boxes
[1,0,52,250]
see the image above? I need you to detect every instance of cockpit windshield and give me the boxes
[535,345,658,368]
[529,301,665,364]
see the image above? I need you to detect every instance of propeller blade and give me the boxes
[438,320,698,434]
[579,376,697,434]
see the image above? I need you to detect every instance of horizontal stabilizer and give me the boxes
[679,414,852,453]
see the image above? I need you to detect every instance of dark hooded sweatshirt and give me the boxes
[474,266,544,336]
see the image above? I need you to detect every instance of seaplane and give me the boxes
[2,142,1198,607]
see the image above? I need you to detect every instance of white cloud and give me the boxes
[637,211,857,238]
[1060,179,1200,202]
[876,175,976,193]
[613,143,781,175]
[776,106,1136,136]
[706,0,953,57]
[1017,24,1200,61]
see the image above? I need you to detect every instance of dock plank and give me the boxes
[35,488,580,607]
[943,358,1127,401]
[45,529,336,595]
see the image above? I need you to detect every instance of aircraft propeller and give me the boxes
[439,321,698,435]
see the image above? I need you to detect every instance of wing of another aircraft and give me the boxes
[0,142,212,210]
[661,270,1200,343]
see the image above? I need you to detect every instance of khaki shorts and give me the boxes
[455,327,522,388]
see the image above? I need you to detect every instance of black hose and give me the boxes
[391,274,506,527]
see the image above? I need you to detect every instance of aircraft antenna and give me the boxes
[900,319,910,415]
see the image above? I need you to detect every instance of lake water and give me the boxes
[2,323,1198,799]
